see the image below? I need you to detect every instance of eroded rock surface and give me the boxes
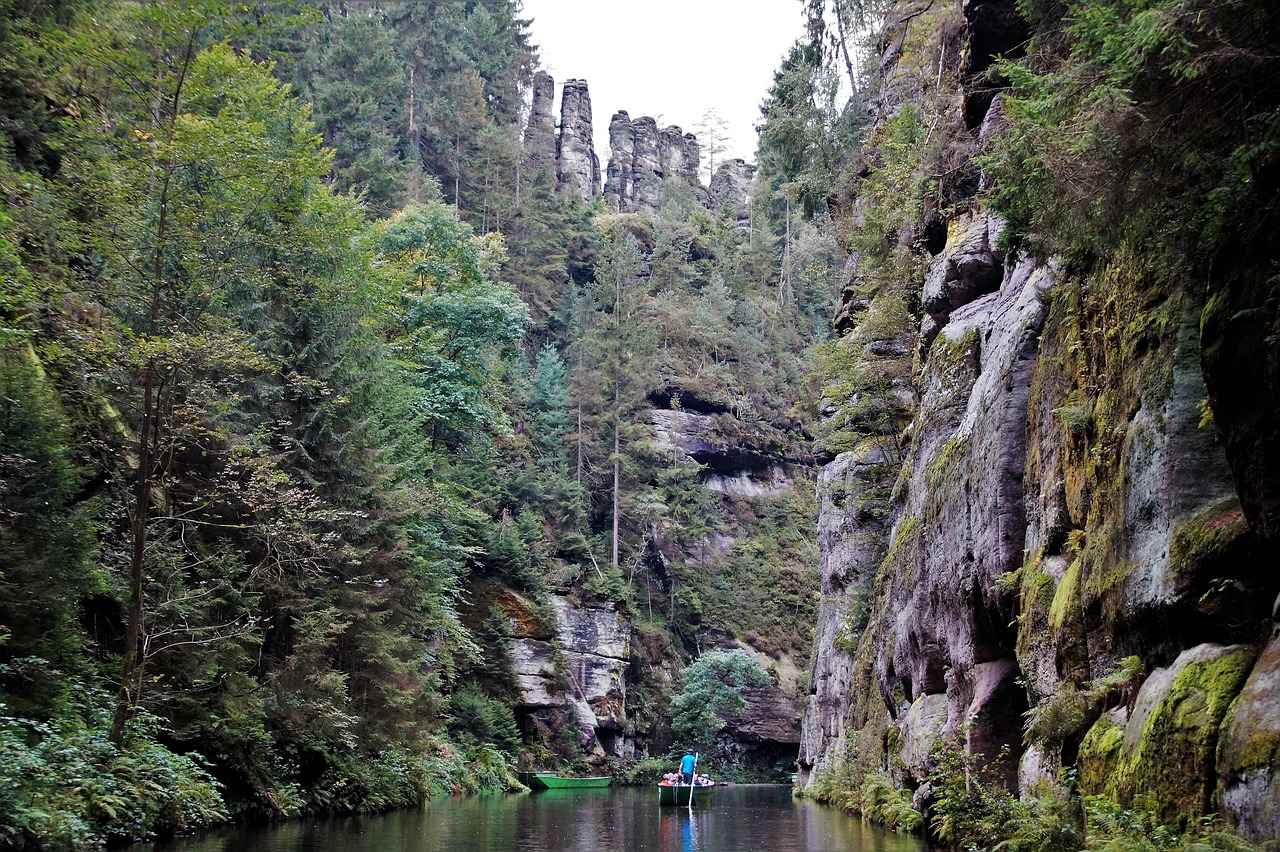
[524,70,557,171]
[507,593,630,755]
[604,112,701,212]
[557,79,601,201]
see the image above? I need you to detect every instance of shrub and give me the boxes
[0,695,227,847]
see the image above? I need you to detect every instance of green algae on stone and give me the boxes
[1169,497,1250,586]
[1216,634,1280,841]
[1077,644,1257,824]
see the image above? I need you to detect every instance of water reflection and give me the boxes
[140,785,929,852]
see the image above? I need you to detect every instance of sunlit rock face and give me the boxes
[505,592,630,757]
[553,597,630,741]
[556,79,601,201]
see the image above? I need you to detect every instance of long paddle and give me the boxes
[688,752,699,811]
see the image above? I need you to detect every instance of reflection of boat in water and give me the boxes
[518,772,611,790]
[657,781,716,806]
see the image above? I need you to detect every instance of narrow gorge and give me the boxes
[0,0,1276,848]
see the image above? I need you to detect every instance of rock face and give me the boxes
[521,71,728,212]
[523,70,557,171]
[556,79,601,201]
[709,159,753,228]
[1217,625,1280,842]
[799,0,1279,840]
[797,445,895,786]
[603,111,701,212]
[1078,643,1256,822]
[507,593,630,756]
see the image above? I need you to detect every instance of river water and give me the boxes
[139,785,929,852]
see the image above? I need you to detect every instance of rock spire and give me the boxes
[602,111,702,212]
[556,79,601,201]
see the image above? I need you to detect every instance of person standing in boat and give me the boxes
[678,749,697,785]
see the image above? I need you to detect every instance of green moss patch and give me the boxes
[1169,498,1251,587]
[1077,645,1257,824]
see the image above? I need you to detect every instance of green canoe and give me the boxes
[657,782,715,806]
[519,772,612,790]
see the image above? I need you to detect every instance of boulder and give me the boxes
[1078,643,1257,823]
[1217,626,1280,843]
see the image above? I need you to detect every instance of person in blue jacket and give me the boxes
[679,749,697,784]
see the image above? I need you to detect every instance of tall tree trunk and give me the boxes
[611,262,623,568]
[409,66,421,203]
[833,0,859,94]
[611,404,620,568]
[110,31,194,747]
[111,362,153,746]
[780,198,792,306]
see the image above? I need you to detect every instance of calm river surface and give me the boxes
[140,785,929,852]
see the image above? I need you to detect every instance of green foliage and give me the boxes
[1082,796,1260,852]
[0,0,840,827]
[0,693,226,847]
[669,650,771,756]
[927,746,1083,851]
[446,684,521,754]
[370,202,530,447]
[1025,656,1142,749]
[0,347,101,705]
[616,757,671,786]
[860,772,924,832]
[981,0,1279,262]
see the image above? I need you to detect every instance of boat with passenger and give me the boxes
[657,772,716,806]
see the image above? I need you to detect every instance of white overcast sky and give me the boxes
[519,0,806,167]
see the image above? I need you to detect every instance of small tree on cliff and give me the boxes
[670,650,771,757]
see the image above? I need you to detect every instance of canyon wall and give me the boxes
[798,0,1280,843]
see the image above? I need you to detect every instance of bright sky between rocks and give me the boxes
[519,0,806,169]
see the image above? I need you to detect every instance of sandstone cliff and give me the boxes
[556,79,600,201]
[602,111,702,212]
[799,0,1280,843]
[521,76,755,219]
[522,73,600,201]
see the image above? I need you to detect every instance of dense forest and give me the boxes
[0,1,838,847]
[3,0,1278,849]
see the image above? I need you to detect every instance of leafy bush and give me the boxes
[928,746,1081,851]
[616,757,669,786]
[0,696,227,848]
[446,684,521,753]
[419,736,520,796]
[861,772,923,832]
[1025,656,1142,748]
[1083,796,1259,852]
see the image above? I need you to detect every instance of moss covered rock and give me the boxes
[1217,628,1280,843]
[1077,643,1256,825]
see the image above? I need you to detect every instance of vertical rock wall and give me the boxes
[799,0,1280,843]
[507,592,632,757]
